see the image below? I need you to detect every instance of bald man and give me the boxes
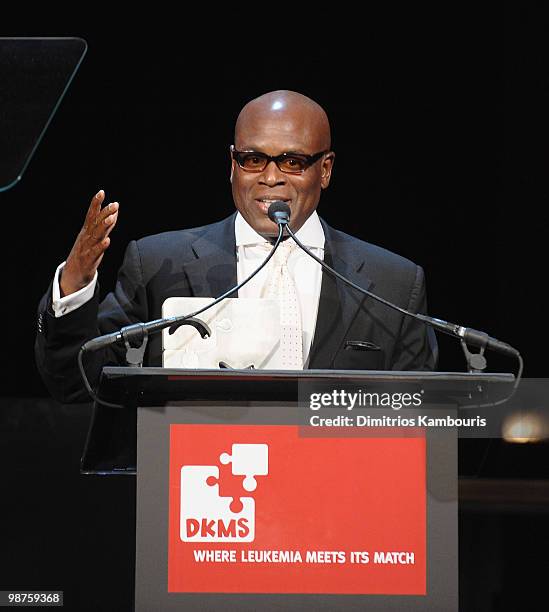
[36,90,437,403]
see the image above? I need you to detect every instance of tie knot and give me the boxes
[273,239,296,265]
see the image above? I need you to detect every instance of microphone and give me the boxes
[268,201,291,226]
[413,315,518,358]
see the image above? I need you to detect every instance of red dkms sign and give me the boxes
[168,425,426,595]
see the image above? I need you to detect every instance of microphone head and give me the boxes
[267,201,291,225]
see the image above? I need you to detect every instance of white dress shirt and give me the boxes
[52,264,97,317]
[52,211,325,366]
[235,212,325,366]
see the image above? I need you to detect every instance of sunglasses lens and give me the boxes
[238,153,267,171]
[278,156,307,173]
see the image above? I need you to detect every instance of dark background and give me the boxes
[1,11,548,611]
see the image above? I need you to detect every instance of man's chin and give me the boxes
[257,227,279,239]
[247,217,279,238]
[255,219,305,239]
[240,209,304,238]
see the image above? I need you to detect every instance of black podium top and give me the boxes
[98,366,514,405]
[82,368,515,475]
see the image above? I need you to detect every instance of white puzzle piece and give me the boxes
[180,465,254,542]
[220,444,269,492]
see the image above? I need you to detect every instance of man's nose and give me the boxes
[259,161,286,186]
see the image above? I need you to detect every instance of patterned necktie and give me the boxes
[264,239,303,369]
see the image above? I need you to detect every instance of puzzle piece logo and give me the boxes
[220,443,268,492]
[180,444,269,543]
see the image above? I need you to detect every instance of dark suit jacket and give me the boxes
[35,214,437,403]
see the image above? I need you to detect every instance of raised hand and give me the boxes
[60,190,119,297]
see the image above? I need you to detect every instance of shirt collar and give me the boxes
[235,210,325,249]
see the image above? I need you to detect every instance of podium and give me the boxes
[88,368,513,612]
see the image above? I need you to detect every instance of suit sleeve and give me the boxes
[34,240,148,403]
[391,265,438,371]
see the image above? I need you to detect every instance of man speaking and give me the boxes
[35,90,437,403]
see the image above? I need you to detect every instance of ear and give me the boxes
[320,152,335,190]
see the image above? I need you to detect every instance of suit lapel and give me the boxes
[308,221,373,369]
[184,214,238,298]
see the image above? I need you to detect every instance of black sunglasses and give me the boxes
[230,145,327,174]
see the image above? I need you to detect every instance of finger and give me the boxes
[93,236,111,255]
[84,203,118,243]
[97,201,119,225]
[88,201,118,234]
[87,242,108,271]
[87,236,111,265]
[93,202,118,240]
[85,189,105,225]
[96,237,111,261]
[103,210,119,238]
